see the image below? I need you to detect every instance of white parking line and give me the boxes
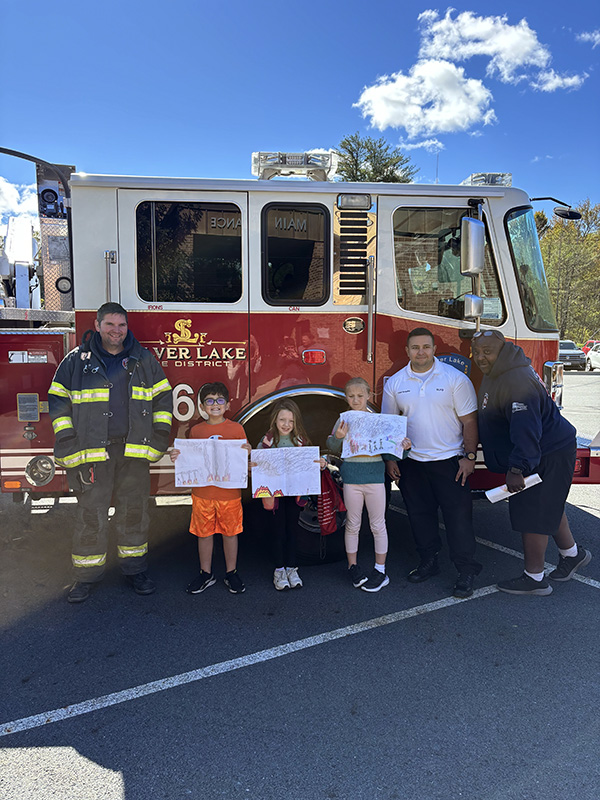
[0,586,498,739]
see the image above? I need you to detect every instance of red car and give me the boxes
[582,339,600,354]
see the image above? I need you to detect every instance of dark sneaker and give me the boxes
[497,572,552,596]
[349,563,368,588]
[407,556,440,583]
[186,571,216,594]
[361,569,390,593]
[548,547,592,581]
[224,570,246,594]
[67,581,95,604]
[453,573,475,599]
[126,572,156,595]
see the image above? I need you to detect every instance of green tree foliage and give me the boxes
[334,133,418,183]
[541,200,600,340]
[534,211,548,237]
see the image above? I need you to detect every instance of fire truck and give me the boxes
[1,151,598,499]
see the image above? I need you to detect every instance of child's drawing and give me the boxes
[250,447,321,497]
[174,438,248,488]
[339,411,408,460]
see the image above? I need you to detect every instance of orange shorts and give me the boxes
[190,496,243,538]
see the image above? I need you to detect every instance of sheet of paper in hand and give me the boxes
[340,411,408,459]
[251,446,321,498]
[174,438,248,488]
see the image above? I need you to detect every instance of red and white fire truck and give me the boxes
[1,152,598,498]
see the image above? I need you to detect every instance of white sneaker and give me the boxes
[286,567,303,589]
[273,568,290,591]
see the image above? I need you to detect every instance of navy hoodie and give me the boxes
[477,342,576,475]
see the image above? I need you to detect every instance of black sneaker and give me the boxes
[548,547,592,581]
[453,573,475,599]
[126,572,156,595]
[224,570,245,594]
[497,572,552,596]
[361,569,390,593]
[349,563,368,588]
[407,556,440,583]
[67,581,95,604]
[186,571,216,594]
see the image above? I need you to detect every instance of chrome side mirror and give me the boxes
[460,217,485,276]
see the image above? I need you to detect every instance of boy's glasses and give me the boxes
[204,398,227,406]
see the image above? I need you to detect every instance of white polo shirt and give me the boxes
[381,358,477,462]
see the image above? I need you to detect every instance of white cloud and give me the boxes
[418,10,551,83]
[577,30,600,48]
[0,178,39,230]
[355,10,587,138]
[354,59,496,138]
[531,69,587,91]
[400,138,445,152]
[531,155,553,163]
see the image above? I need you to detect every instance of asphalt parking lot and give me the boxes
[1,373,599,800]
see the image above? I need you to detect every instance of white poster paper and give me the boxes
[251,446,321,498]
[173,438,248,489]
[339,411,408,459]
[485,473,542,503]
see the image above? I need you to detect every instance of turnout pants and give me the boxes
[398,456,481,576]
[72,443,150,582]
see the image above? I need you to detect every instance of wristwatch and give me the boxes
[509,466,523,475]
[464,452,477,461]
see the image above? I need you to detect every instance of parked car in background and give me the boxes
[559,340,586,370]
[585,342,600,371]
[582,339,600,354]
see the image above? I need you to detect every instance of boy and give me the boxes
[171,382,249,594]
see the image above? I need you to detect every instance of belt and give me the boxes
[108,437,127,445]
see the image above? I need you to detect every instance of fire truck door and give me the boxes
[375,195,514,377]
[247,196,377,407]
[116,190,250,428]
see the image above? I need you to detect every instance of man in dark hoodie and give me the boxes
[472,330,591,595]
[49,303,172,603]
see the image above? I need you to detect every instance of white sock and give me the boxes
[524,570,545,582]
[374,562,386,574]
[558,544,578,558]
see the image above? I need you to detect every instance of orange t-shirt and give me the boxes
[189,418,248,501]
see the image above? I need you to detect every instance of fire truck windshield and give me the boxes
[506,207,558,332]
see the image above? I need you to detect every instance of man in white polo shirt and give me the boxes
[382,327,481,598]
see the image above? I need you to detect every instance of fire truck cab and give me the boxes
[1,154,598,496]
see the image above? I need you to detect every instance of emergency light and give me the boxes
[252,152,336,181]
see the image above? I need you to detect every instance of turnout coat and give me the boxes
[48,331,172,469]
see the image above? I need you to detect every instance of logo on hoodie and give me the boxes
[481,392,489,410]
[122,357,129,370]
[512,402,528,413]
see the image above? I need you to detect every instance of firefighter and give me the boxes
[49,302,173,603]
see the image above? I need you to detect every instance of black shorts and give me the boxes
[509,441,576,535]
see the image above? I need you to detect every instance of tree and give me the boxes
[334,133,418,183]
[541,200,600,341]
[534,211,548,238]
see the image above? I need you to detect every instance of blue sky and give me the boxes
[1,0,598,226]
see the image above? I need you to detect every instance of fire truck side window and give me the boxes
[262,204,329,306]
[136,202,242,303]
[392,207,505,324]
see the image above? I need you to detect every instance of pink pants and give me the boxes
[343,483,388,555]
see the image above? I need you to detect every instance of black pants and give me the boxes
[73,443,150,581]
[398,456,481,575]
[269,496,299,568]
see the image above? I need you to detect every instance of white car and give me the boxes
[585,342,600,371]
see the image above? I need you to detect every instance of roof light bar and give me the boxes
[251,152,336,181]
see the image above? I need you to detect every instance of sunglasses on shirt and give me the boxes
[203,397,227,406]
